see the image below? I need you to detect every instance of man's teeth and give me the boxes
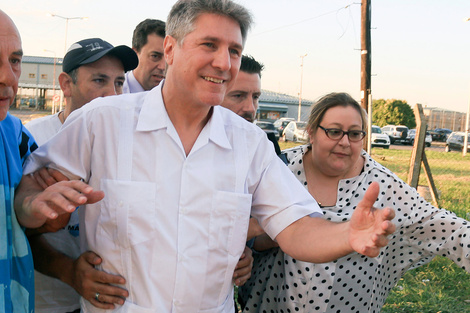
[204,77,223,83]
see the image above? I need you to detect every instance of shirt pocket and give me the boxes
[209,191,252,257]
[98,179,157,248]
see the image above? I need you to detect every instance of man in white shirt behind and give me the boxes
[15,0,396,312]
[123,19,166,93]
[25,38,138,312]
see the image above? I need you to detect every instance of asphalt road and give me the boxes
[382,142,446,152]
[9,109,49,124]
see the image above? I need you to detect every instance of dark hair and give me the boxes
[67,68,79,84]
[240,55,264,77]
[167,0,253,45]
[307,92,367,135]
[132,19,166,52]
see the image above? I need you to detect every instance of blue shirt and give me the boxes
[0,112,37,312]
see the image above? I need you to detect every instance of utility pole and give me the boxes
[361,0,371,150]
[360,0,371,112]
[298,54,307,121]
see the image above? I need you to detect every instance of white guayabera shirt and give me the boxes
[24,84,321,313]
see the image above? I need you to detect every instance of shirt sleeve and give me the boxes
[378,171,470,271]
[23,108,92,181]
[18,122,38,163]
[248,139,322,240]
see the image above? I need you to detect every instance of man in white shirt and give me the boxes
[123,19,254,288]
[15,0,396,312]
[25,38,138,312]
[123,19,166,93]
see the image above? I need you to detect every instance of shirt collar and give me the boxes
[206,106,232,150]
[135,82,231,150]
[127,71,145,93]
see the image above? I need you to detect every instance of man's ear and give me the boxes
[164,35,177,66]
[59,72,73,97]
[132,47,140,55]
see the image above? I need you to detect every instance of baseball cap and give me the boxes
[62,38,138,73]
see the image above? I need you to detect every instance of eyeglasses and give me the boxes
[318,125,366,142]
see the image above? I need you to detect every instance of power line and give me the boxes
[252,3,360,37]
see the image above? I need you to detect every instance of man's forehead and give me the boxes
[0,16,22,51]
[144,33,165,47]
[191,13,243,44]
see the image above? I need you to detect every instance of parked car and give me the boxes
[370,125,390,149]
[429,128,452,142]
[445,132,470,152]
[273,118,295,137]
[381,125,409,144]
[255,120,279,141]
[282,121,308,142]
[406,129,432,147]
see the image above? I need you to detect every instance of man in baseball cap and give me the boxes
[25,38,138,312]
[54,38,138,125]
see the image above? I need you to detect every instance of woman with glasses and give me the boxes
[239,92,470,313]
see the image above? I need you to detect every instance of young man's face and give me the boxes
[164,13,243,108]
[65,55,125,111]
[0,13,22,121]
[221,71,261,123]
[134,33,165,91]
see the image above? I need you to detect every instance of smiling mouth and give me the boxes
[203,76,224,84]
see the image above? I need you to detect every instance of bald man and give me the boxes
[0,9,38,311]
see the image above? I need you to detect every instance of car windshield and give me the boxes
[296,122,307,130]
[257,122,275,130]
[371,127,381,134]
[397,127,408,132]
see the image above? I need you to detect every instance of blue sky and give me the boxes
[4,0,470,113]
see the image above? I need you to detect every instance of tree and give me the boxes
[372,99,416,128]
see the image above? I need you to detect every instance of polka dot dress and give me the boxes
[239,145,470,313]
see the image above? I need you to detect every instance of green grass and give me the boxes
[278,142,470,312]
[382,256,470,313]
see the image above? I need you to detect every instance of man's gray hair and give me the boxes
[167,0,253,45]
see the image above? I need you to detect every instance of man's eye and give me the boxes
[230,48,241,56]
[203,42,215,48]
[11,58,21,65]
[150,54,162,61]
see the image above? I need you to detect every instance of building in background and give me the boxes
[16,56,62,111]
[258,89,314,121]
[423,107,467,132]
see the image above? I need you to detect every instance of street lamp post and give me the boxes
[464,18,470,156]
[49,13,88,54]
[298,54,307,121]
[49,13,87,111]
[43,50,57,114]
